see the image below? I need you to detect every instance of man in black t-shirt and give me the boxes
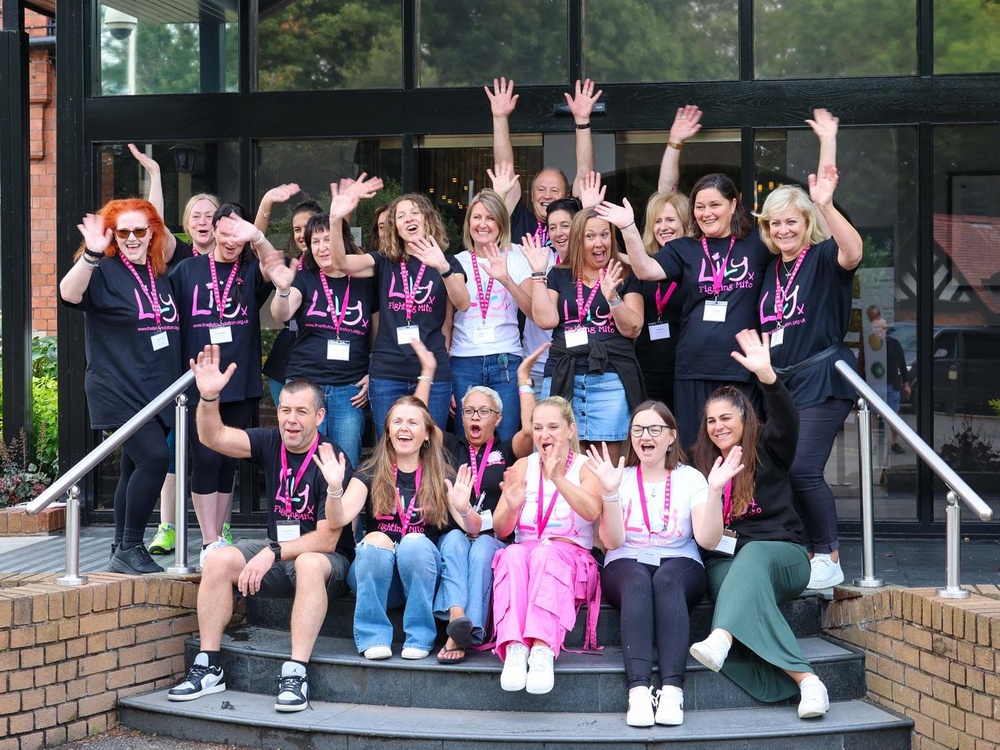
[168,345,354,713]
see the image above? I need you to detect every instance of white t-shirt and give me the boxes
[451,245,525,357]
[603,464,708,566]
[513,245,558,373]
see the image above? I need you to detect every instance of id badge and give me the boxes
[473,327,496,344]
[637,547,662,566]
[478,508,494,532]
[396,325,420,345]
[713,529,737,556]
[276,520,300,542]
[648,322,671,341]
[703,300,728,323]
[150,332,170,351]
[769,327,785,348]
[327,339,351,361]
[210,325,233,344]
[565,327,589,348]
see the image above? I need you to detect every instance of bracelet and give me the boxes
[327,487,344,498]
[518,385,534,396]
[518,378,532,387]
[667,141,683,150]
[531,275,548,283]
[200,394,219,403]
[440,267,454,279]
[277,288,291,298]
[602,491,620,503]
[84,248,104,260]
[575,122,592,130]
[251,230,265,245]
[530,271,546,278]
[608,295,623,308]
[82,256,99,268]
[417,375,434,385]
[621,222,635,230]
[458,507,472,519]
[260,209,270,218]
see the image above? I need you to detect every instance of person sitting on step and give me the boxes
[167,344,354,713]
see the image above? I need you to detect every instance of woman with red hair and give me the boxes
[60,198,182,575]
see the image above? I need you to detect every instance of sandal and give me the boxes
[436,645,466,664]
[446,616,475,649]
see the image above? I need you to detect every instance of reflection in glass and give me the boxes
[584,0,739,83]
[256,0,401,91]
[935,0,1000,74]
[96,1,238,96]
[754,0,915,79]
[418,0,567,87]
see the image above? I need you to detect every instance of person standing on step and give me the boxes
[687,329,830,720]
[168,345,354,713]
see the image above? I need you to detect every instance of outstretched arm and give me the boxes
[487,77,518,167]
[488,161,523,218]
[128,144,177,261]
[566,79,602,197]
[809,164,863,270]
[191,344,251,458]
[658,105,701,194]
[255,182,301,234]
[595,199,666,281]
[806,108,838,238]
[328,175,382,277]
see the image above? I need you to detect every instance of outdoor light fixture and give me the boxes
[171,144,198,174]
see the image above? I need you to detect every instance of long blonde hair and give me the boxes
[558,208,627,282]
[642,191,691,256]
[382,193,450,262]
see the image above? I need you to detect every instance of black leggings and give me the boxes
[114,420,171,549]
[188,399,256,494]
[601,556,707,689]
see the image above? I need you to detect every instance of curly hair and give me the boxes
[382,193,449,262]
[75,198,169,276]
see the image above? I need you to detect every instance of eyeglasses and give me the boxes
[461,407,500,419]
[114,227,150,240]
[630,424,670,438]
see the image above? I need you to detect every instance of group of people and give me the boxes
[60,81,864,727]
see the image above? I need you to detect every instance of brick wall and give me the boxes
[0,574,198,750]
[824,585,1000,750]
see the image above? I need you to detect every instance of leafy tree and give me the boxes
[934,0,1000,74]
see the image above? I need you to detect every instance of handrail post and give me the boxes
[936,491,970,599]
[56,486,87,586]
[168,394,196,575]
[854,397,884,588]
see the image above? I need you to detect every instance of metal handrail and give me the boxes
[835,360,992,599]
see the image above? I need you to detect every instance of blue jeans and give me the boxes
[541,370,629,441]
[433,529,506,645]
[369,377,453,439]
[450,354,523,442]
[316,383,365,468]
[347,535,442,652]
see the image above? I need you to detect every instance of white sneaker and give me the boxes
[167,652,225,702]
[807,554,845,590]
[689,629,731,672]
[199,536,232,569]
[626,686,655,727]
[400,647,430,660]
[274,661,308,713]
[525,644,555,695]
[797,675,829,718]
[363,646,392,660]
[655,686,684,726]
[500,643,529,692]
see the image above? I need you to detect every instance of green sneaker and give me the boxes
[223,522,233,546]
[149,523,175,555]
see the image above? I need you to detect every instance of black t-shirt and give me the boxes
[285,269,377,386]
[635,278,682,377]
[511,201,545,247]
[542,266,642,376]
[246,428,355,562]
[62,257,182,430]
[355,466,445,544]
[654,231,771,382]
[167,237,195,271]
[170,253,272,401]
[443,434,516,518]
[759,238,857,409]
[367,251,465,381]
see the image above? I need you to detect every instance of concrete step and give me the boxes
[120,688,914,749]
[184,626,867,713]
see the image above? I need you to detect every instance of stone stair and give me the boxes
[119,593,913,748]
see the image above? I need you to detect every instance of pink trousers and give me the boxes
[492,538,600,660]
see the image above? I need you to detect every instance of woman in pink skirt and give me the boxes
[491,396,603,695]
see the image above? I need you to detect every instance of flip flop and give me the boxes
[436,646,466,664]
[446,616,475,648]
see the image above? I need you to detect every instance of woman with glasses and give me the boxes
[590,406,742,727]
[60,199,181,575]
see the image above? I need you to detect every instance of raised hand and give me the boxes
[411,236,449,273]
[806,108,838,142]
[808,163,840,208]
[566,78,603,124]
[480,242,511,284]
[578,171,606,209]
[446,464,475,512]
[669,105,703,143]
[190,344,237,400]
[77,213,113,253]
[518,342,551,380]
[408,338,438,377]
[730,328,776,383]
[485,77,518,118]
[216,213,260,246]
[707,445,745,493]
[260,182,301,208]
[600,258,624,302]
[329,181,360,220]
[128,143,161,175]
[520,232,551,274]
[585,442,624,496]
[595,198,636,231]
[262,252,296,291]
[313,442,349,493]
[500,467,525,512]
[487,161,521,198]
[540,442,569,482]
[343,172,384,201]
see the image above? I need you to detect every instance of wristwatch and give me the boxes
[268,541,282,561]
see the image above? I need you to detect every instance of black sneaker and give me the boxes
[109,543,164,575]
[168,653,226,702]
[274,661,309,712]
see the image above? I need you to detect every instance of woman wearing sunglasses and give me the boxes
[60,199,182,575]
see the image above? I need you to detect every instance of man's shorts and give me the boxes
[233,538,349,599]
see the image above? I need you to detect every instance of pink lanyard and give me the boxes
[573,275,603,325]
[208,255,240,322]
[535,452,574,538]
[635,464,671,535]
[533,220,549,248]
[701,236,736,297]
[468,439,494,499]
[654,281,677,321]
[279,435,320,515]
[119,255,162,329]
[398,260,428,325]
[722,479,733,526]
[469,249,495,324]
[773,245,810,325]
[318,271,351,339]
[394,465,423,536]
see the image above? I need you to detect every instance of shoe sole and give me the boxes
[167,683,226,702]
[626,713,655,727]
[500,676,526,692]
[525,681,553,695]
[363,648,392,660]
[108,562,164,575]
[806,575,845,590]
[655,713,684,726]
[275,701,308,712]
[148,546,173,555]
[798,706,828,719]
[689,643,723,672]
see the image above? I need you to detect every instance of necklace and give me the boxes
[781,257,797,278]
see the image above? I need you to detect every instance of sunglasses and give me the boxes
[114,227,150,240]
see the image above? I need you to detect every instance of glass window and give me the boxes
[96,1,238,96]
[935,0,1000,74]
[584,0,739,83]
[256,0,402,91]
[754,0,916,79]
[417,0,567,87]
